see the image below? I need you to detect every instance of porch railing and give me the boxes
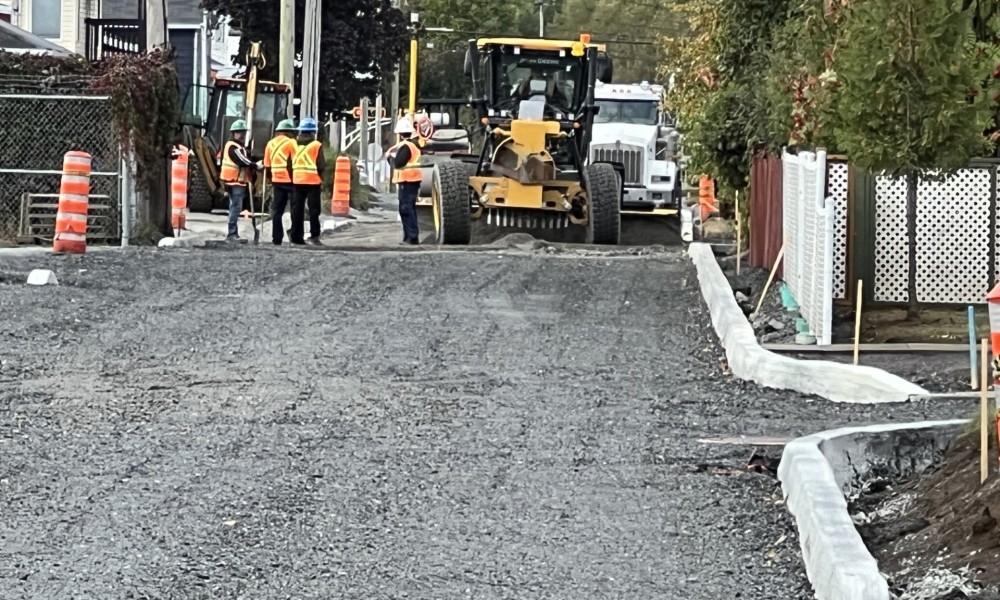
[84,18,146,62]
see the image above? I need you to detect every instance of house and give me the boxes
[1,0,217,106]
[0,17,73,54]
[1,0,99,55]
[98,0,210,106]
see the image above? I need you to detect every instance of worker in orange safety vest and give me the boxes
[384,115,424,245]
[290,117,325,246]
[263,119,298,245]
[219,119,260,242]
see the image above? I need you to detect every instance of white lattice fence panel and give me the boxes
[828,162,849,300]
[875,169,993,304]
[996,173,1000,286]
[874,178,909,302]
[782,149,834,345]
[915,170,991,303]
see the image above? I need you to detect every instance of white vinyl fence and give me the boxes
[782,149,835,345]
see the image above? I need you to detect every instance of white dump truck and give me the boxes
[589,80,683,217]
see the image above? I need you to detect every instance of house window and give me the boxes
[32,0,61,38]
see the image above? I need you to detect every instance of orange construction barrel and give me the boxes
[698,176,717,222]
[332,156,351,217]
[53,151,92,254]
[171,145,190,231]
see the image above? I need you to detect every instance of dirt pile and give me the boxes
[852,428,1000,597]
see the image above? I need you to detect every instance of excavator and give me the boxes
[179,41,292,214]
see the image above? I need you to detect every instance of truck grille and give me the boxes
[591,144,644,185]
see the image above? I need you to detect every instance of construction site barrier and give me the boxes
[699,176,718,222]
[171,145,190,231]
[331,155,351,217]
[53,151,92,254]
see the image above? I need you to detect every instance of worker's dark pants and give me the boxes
[291,184,322,243]
[270,183,294,245]
[397,182,420,242]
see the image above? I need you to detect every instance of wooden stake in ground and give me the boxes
[969,306,978,390]
[735,190,742,277]
[754,242,785,316]
[854,280,864,366]
[982,338,990,485]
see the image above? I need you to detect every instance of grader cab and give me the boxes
[431,35,624,245]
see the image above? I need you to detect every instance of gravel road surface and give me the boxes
[0,243,968,599]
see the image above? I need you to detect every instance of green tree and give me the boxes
[410,0,542,100]
[658,0,793,198]
[829,0,999,317]
[199,0,408,115]
[549,0,689,83]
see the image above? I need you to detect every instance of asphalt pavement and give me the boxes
[0,242,968,598]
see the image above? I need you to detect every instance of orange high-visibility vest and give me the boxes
[392,140,423,184]
[293,141,323,185]
[264,136,296,184]
[219,140,249,186]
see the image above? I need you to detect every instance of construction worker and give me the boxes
[219,119,259,242]
[385,115,423,245]
[263,119,298,245]
[290,117,325,246]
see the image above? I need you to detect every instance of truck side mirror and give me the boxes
[464,47,473,76]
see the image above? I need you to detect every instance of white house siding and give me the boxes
[12,0,96,54]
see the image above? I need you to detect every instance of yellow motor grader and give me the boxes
[430,34,624,245]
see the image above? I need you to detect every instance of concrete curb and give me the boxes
[687,242,928,403]
[158,233,213,248]
[777,420,967,600]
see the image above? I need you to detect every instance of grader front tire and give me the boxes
[586,162,622,245]
[433,161,473,245]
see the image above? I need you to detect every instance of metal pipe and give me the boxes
[0,94,109,100]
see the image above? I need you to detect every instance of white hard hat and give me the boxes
[394,117,415,135]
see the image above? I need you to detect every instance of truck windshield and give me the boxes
[594,100,658,125]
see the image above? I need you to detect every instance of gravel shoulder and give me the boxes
[0,244,969,598]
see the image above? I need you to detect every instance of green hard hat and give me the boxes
[230,119,248,132]
[276,119,297,132]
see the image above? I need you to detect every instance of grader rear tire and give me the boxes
[586,162,622,245]
[433,160,473,245]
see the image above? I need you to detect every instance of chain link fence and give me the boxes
[0,85,122,245]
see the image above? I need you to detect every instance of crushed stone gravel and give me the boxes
[0,244,970,598]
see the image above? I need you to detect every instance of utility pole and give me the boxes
[390,0,402,130]
[279,0,295,117]
[145,0,167,50]
[535,0,545,37]
[300,0,320,118]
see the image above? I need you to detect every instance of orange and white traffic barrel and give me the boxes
[171,145,190,231]
[699,176,717,222]
[331,156,351,217]
[52,151,92,254]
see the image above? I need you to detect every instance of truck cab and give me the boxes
[589,80,682,215]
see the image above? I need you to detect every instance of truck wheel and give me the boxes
[433,160,473,245]
[586,162,621,245]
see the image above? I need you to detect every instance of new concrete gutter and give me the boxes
[687,242,928,403]
[777,420,967,600]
